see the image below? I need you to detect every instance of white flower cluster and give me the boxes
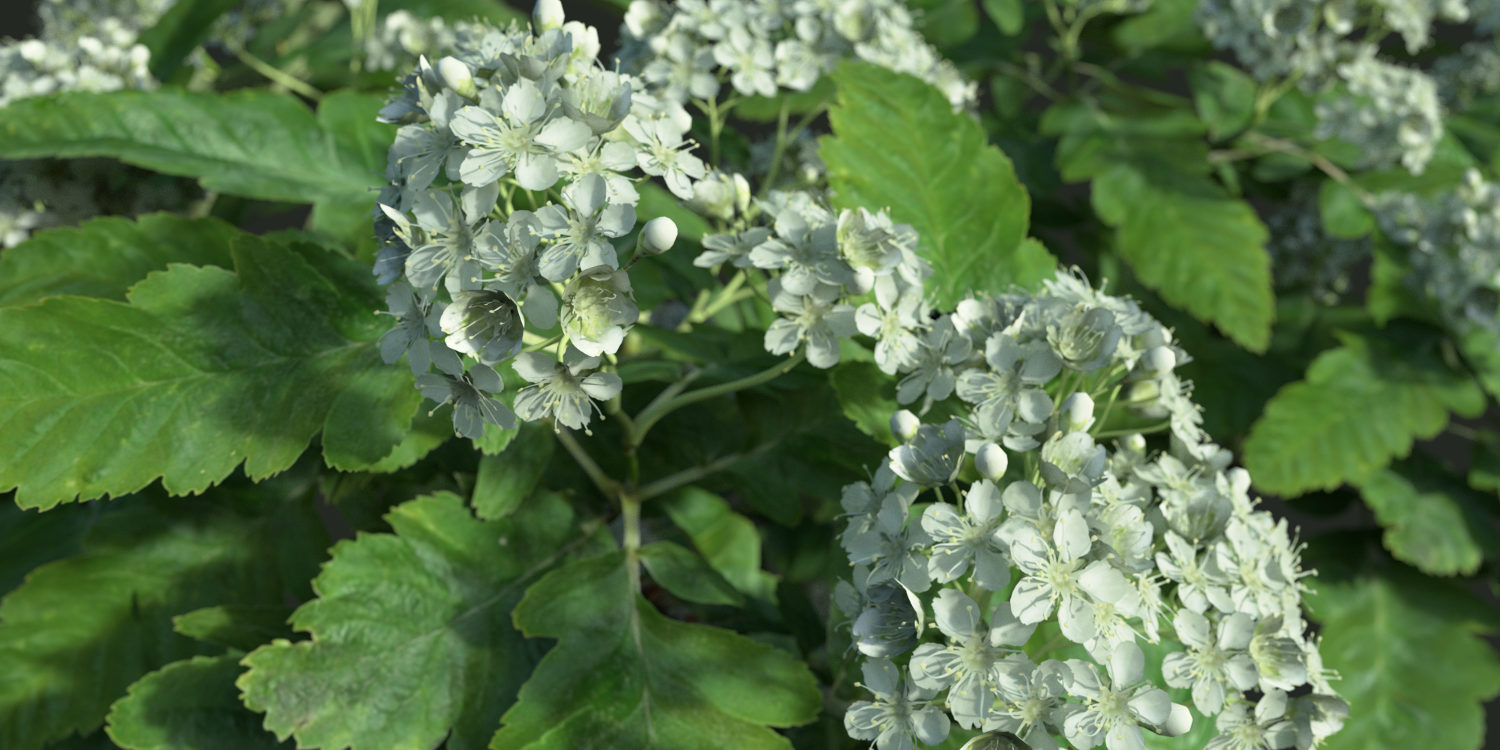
[373,6,697,439]
[1373,168,1500,331]
[361,10,486,72]
[1193,0,1486,174]
[1433,40,1500,110]
[1264,182,1369,305]
[834,272,1348,750]
[0,20,154,108]
[695,189,930,370]
[617,0,975,111]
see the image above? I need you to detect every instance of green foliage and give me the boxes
[473,422,556,520]
[982,0,1024,35]
[490,549,821,749]
[822,61,1052,308]
[0,89,388,236]
[639,540,745,606]
[1188,62,1255,140]
[240,492,606,750]
[1357,458,1495,576]
[0,231,419,508]
[1308,568,1500,750]
[1243,334,1485,495]
[136,0,240,79]
[0,488,325,750]
[661,489,780,603]
[106,656,286,750]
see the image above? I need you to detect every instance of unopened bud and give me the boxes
[974,442,1008,481]
[889,409,920,442]
[1143,346,1176,376]
[639,217,677,255]
[1121,433,1147,454]
[435,56,475,97]
[533,0,565,31]
[1060,392,1095,433]
[1161,703,1193,738]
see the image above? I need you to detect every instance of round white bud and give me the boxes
[639,217,678,255]
[1138,324,1169,350]
[1060,392,1095,433]
[1161,703,1193,738]
[1143,346,1177,376]
[889,409,920,442]
[974,442,1008,481]
[1121,433,1147,454]
[435,56,475,97]
[533,0,566,31]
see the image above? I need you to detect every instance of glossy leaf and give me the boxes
[0,233,420,508]
[490,549,821,749]
[822,61,1051,308]
[239,492,606,750]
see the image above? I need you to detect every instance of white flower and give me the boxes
[512,346,622,431]
[1062,642,1179,750]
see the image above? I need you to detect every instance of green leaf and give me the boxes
[136,0,240,79]
[0,489,326,750]
[639,540,745,607]
[908,0,980,48]
[1307,570,1500,750]
[472,422,556,520]
[1243,335,1486,496]
[1318,179,1373,239]
[1091,163,1273,351]
[1111,0,1205,54]
[1356,461,1489,576]
[1188,62,1255,140]
[822,61,1051,308]
[239,492,605,750]
[0,214,236,308]
[0,502,94,598]
[982,0,1024,34]
[490,549,821,749]
[0,233,420,508]
[661,488,779,603]
[171,605,294,652]
[831,361,900,444]
[106,655,286,750]
[0,89,384,234]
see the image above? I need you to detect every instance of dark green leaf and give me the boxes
[106,656,286,750]
[1111,0,1205,54]
[661,488,779,603]
[240,492,605,750]
[1356,461,1489,576]
[0,214,238,308]
[822,61,1051,307]
[171,605,294,652]
[0,233,420,508]
[0,489,326,750]
[639,540,745,606]
[1188,62,1255,140]
[982,0,1024,35]
[136,0,240,79]
[1091,163,1274,351]
[830,361,899,444]
[490,549,820,748]
[908,0,979,48]
[473,422,556,520]
[1243,335,1486,496]
[1318,180,1373,239]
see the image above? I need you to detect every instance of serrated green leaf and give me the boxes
[239,491,605,750]
[106,655,286,750]
[1357,462,1488,576]
[639,540,745,607]
[473,422,555,520]
[1243,336,1486,496]
[661,488,779,603]
[0,89,383,234]
[0,215,236,308]
[822,61,1050,307]
[0,502,94,598]
[1307,571,1500,750]
[172,605,294,652]
[490,549,820,749]
[1092,163,1274,351]
[136,0,239,79]
[0,233,419,508]
[1188,61,1255,140]
[0,489,326,750]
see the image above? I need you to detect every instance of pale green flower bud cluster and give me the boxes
[1194,0,1491,174]
[0,22,154,108]
[374,7,700,439]
[1264,182,1369,305]
[1372,168,1500,332]
[617,0,976,111]
[836,270,1348,750]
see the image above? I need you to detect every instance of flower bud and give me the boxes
[638,217,677,255]
[533,0,565,31]
[1161,703,1193,738]
[1121,433,1147,454]
[1060,392,1095,433]
[848,266,875,295]
[974,442,1008,481]
[889,409,920,442]
[1143,345,1176,376]
[435,56,475,98]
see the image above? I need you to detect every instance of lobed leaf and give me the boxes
[239,492,607,750]
[822,61,1051,308]
[1242,336,1485,496]
[0,232,421,508]
[1356,458,1496,576]
[490,549,821,749]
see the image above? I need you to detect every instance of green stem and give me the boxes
[694,271,749,323]
[758,99,793,198]
[635,447,767,501]
[228,44,323,101]
[623,491,643,594]
[556,429,618,499]
[631,352,805,448]
[1093,420,1171,439]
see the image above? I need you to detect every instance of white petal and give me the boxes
[933,588,981,640]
